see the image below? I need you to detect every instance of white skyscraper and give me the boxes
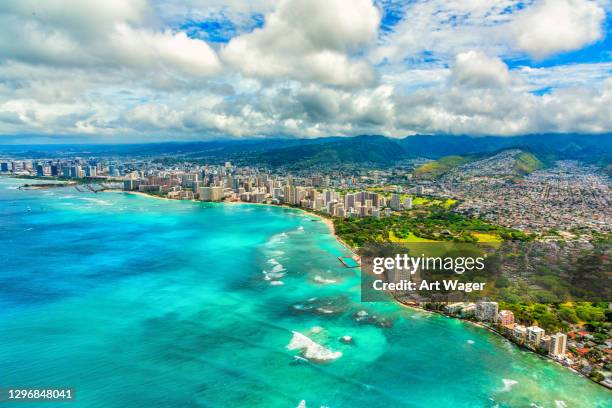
[548,333,567,357]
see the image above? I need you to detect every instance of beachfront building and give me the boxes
[498,310,515,325]
[198,186,224,201]
[476,301,499,322]
[549,333,568,357]
[460,303,476,317]
[513,325,527,341]
[445,303,465,315]
[527,326,545,345]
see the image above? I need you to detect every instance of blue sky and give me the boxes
[0,0,610,143]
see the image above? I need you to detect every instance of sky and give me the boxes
[0,0,610,143]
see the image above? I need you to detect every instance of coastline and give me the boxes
[99,190,608,390]
[104,190,356,256]
[118,190,175,201]
[223,201,359,256]
[14,181,610,392]
[395,300,609,390]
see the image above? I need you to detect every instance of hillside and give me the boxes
[254,135,407,168]
[414,156,471,179]
[514,151,545,174]
[1,133,609,170]
[442,149,545,179]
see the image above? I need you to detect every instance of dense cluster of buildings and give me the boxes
[1,158,418,218]
[119,163,415,218]
[439,159,610,235]
[1,158,121,179]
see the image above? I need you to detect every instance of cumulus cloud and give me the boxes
[512,0,606,59]
[221,0,381,87]
[451,51,513,88]
[0,0,610,141]
[0,0,221,76]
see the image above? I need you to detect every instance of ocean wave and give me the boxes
[262,257,287,280]
[270,280,284,286]
[287,331,342,363]
[269,232,288,244]
[271,263,285,273]
[295,400,330,408]
[500,379,518,392]
[467,339,475,344]
[554,401,567,408]
[262,270,285,281]
[79,197,112,206]
[313,275,337,285]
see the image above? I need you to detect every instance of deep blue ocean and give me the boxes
[0,177,609,407]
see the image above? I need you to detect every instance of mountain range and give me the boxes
[1,133,610,170]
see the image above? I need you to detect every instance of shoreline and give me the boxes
[15,182,610,391]
[120,190,358,256]
[223,200,336,233]
[395,300,609,390]
[222,200,359,256]
[221,201,360,256]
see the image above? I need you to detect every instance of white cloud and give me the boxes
[110,24,221,76]
[0,0,221,76]
[372,0,517,64]
[451,51,513,88]
[0,0,610,140]
[221,0,381,87]
[512,0,606,59]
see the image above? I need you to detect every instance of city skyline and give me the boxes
[0,0,611,144]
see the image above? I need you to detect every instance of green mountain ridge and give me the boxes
[1,134,610,170]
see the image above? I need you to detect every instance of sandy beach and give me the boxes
[107,190,175,201]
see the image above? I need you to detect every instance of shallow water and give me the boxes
[0,177,609,407]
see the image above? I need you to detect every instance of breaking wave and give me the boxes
[287,331,342,363]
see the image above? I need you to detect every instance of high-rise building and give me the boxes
[85,166,97,177]
[283,185,298,205]
[476,301,499,322]
[344,193,356,210]
[497,310,514,325]
[1,162,9,172]
[513,325,527,340]
[198,186,223,201]
[548,333,567,357]
[390,194,401,211]
[527,326,545,344]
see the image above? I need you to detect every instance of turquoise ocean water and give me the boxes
[0,177,609,408]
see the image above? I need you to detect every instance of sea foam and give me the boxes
[313,275,337,285]
[500,379,518,392]
[287,331,342,363]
